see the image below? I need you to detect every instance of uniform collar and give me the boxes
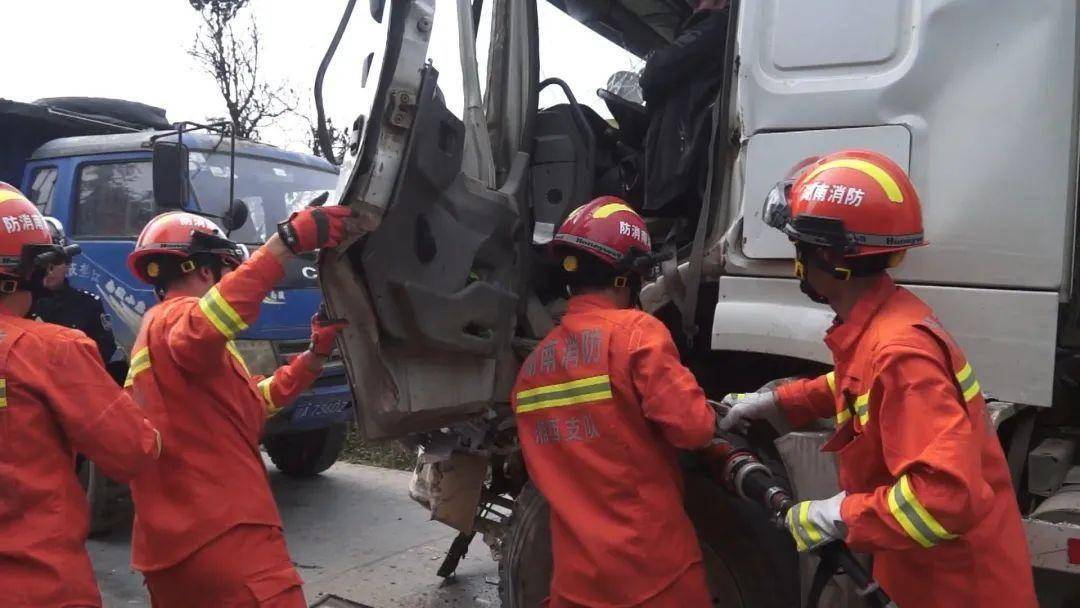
[566,293,621,315]
[824,274,898,355]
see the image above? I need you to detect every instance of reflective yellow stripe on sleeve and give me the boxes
[886,474,959,548]
[124,348,152,388]
[225,340,251,376]
[258,377,280,415]
[785,508,807,551]
[853,392,870,425]
[835,407,852,426]
[955,362,982,402]
[198,286,249,339]
[515,375,613,414]
[825,371,837,395]
[0,378,7,408]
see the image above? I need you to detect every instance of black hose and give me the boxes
[314,0,358,164]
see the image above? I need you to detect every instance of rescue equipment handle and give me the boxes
[706,435,896,608]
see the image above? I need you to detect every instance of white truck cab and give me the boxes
[320,1,1080,605]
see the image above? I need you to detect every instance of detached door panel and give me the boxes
[321,1,527,439]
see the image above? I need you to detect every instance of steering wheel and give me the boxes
[597,88,649,148]
[598,88,646,117]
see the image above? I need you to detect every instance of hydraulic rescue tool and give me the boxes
[704,435,897,608]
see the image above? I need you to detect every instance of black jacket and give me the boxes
[30,282,118,367]
[640,7,729,217]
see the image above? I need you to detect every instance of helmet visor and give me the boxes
[190,230,247,269]
[761,156,822,232]
[762,178,795,230]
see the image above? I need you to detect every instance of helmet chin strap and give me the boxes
[794,247,848,305]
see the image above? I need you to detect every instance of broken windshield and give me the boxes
[187,151,337,244]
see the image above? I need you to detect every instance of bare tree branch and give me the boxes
[187,1,297,140]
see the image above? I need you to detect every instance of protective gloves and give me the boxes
[716,390,780,432]
[277,202,356,254]
[785,491,848,552]
[309,306,348,357]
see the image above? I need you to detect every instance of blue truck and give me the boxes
[1,97,353,530]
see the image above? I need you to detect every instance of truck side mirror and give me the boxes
[222,199,250,232]
[152,142,190,209]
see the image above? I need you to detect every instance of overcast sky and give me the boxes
[6,0,641,153]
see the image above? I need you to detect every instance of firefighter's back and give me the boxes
[0,319,103,606]
[512,296,703,606]
[128,296,282,572]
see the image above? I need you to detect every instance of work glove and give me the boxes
[277,199,357,254]
[716,390,779,432]
[309,305,348,357]
[785,492,848,552]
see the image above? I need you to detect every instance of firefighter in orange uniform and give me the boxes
[719,150,1038,607]
[124,203,353,607]
[512,197,719,607]
[0,183,161,607]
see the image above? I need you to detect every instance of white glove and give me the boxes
[785,492,848,552]
[716,390,779,432]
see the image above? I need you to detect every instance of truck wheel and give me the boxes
[266,423,348,478]
[76,457,130,536]
[499,473,799,607]
[499,482,552,608]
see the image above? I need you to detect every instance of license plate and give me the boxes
[293,400,350,421]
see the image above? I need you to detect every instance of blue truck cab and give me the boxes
[2,98,353,485]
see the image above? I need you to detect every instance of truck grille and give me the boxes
[274,339,344,375]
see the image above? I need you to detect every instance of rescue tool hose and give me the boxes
[706,437,896,608]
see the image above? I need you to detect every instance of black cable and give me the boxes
[314,0,358,164]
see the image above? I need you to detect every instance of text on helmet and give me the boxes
[801,182,865,207]
[3,214,47,234]
[618,221,651,248]
[177,214,220,232]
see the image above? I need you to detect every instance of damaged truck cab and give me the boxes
[323,0,1080,605]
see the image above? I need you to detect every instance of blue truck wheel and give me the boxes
[266,422,348,478]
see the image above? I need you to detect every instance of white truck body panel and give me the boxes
[713,276,1059,406]
[718,0,1079,407]
[733,0,1079,289]
[741,125,911,259]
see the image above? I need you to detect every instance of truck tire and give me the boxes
[76,457,130,536]
[499,483,552,608]
[499,473,799,607]
[266,422,348,478]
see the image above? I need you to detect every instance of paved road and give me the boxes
[90,461,500,608]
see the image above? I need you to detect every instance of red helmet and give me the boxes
[0,182,58,290]
[553,196,651,270]
[128,211,245,285]
[762,149,925,257]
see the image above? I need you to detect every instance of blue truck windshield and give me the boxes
[188,151,338,245]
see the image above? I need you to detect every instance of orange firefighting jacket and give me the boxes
[512,294,717,607]
[127,246,319,571]
[776,275,1036,608]
[0,313,159,607]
